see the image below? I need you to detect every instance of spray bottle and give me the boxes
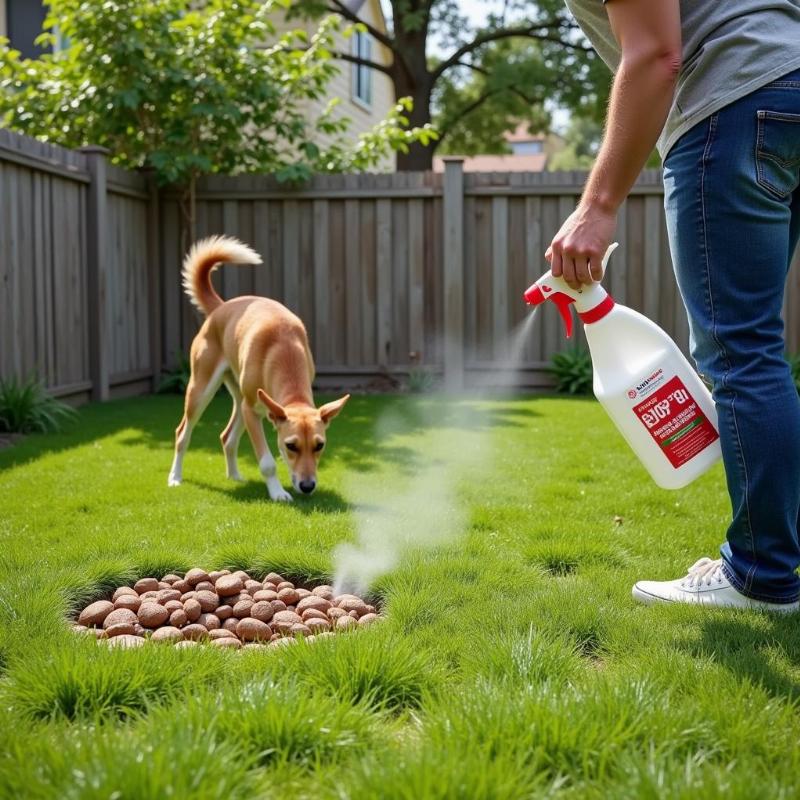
[523,243,721,489]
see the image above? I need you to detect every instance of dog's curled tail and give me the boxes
[181,235,262,315]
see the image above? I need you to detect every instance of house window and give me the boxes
[511,140,544,156]
[5,1,69,57]
[6,0,48,59]
[351,31,373,108]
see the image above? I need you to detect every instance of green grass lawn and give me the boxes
[1,392,799,799]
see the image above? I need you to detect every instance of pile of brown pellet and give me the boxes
[72,568,378,650]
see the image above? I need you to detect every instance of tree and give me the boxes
[293,0,606,169]
[547,111,662,171]
[547,115,603,170]
[0,0,433,241]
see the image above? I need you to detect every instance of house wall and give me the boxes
[273,0,396,170]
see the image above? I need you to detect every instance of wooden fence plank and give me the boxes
[443,159,465,388]
[161,199,182,365]
[524,196,543,362]
[611,199,628,304]
[222,200,241,300]
[328,201,346,365]
[491,196,509,360]
[408,197,425,361]
[252,201,271,299]
[82,146,110,400]
[344,191,361,365]
[18,169,36,376]
[283,200,300,312]
[475,192,493,362]
[643,195,662,322]
[31,172,49,383]
[4,165,21,377]
[375,196,393,367]
[627,197,645,311]
[147,177,161,388]
[391,196,409,366]
[312,199,331,364]
[298,201,315,334]
[360,199,377,365]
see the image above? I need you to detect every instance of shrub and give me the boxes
[0,374,77,434]
[157,353,192,395]
[548,346,593,395]
[407,367,437,394]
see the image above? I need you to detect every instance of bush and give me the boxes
[548,347,593,396]
[0,374,77,434]
[157,353,192,395]
[407,367,437,394]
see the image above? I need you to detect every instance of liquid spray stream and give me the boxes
[332,316,540,597]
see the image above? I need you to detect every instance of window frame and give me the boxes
[351,30,373,111]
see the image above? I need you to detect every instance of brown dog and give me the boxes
[167,236,349,501]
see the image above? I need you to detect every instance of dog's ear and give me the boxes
[257,389,287,424]
[319,394,350,425]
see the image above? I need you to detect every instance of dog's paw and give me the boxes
[167,475,182,487]
[227,472,246,483]
[269,487,293,503]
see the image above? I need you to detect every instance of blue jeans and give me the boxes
[663,68,800,604]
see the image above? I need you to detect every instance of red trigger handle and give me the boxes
[550,292,575,338]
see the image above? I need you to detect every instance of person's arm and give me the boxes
[547,0,682,288]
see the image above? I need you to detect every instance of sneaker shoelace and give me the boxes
[680,557,726,589]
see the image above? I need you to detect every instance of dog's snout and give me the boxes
[299,479,316,495]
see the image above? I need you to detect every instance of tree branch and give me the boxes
[325,0,396,51]
[332,50,394,76]
[437,84,544,141]
[432,20,588,81]
[453,60,489,77]
[437,87,505,140]
[274,44,394,77]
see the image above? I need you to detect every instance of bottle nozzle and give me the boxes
[521,242,620,338]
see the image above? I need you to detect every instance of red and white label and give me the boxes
[632,376,719,468]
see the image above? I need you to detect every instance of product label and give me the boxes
[631,375,719,468]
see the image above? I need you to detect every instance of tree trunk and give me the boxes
[178,173,198,257]
[396,141,436,171]
[391,43,436,171]
[396,101,436,170]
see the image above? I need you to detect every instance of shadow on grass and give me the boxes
[0,392,545,477]
[691,614,800,701]
[187,479,352,513]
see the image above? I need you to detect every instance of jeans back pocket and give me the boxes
[756,110,800,199]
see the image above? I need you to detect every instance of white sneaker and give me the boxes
[632,557,799,613]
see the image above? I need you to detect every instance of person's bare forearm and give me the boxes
[583,53,679,214]
[547,0,681,287]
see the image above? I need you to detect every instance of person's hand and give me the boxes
[545,203,618,289]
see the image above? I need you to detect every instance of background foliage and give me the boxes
[0,0,433,214]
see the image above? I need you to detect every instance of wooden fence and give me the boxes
[3,128,800,402]
[160,166,685,391]
[0,130,157,404]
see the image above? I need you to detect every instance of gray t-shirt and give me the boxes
[564,0,800,157]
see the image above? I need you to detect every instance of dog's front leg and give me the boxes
[242,402,292,502]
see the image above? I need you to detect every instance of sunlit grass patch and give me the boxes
[6,642,229,722]
[2,393,800,797]
[155,678,382,770]
[279,627,438,712]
